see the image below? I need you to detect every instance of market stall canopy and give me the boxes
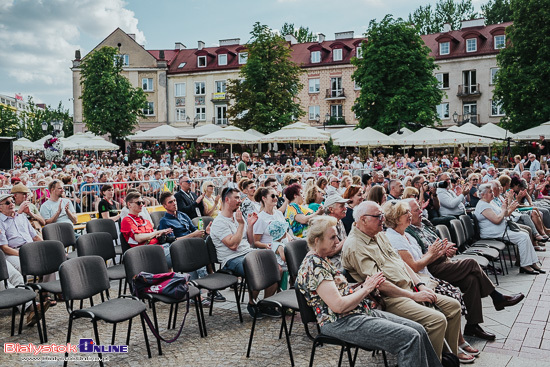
[261,122,330,144]
[198,126,259,144]
[13,137,40,151]
[338,127,397,147]
[389,127,414,139]
[127,124,187,141]
[447,123,494,145]
[180,124,223,140]
[398,127,457,146]
[510,121,550,141]
[478,123,516,140]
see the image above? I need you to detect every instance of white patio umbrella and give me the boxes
[331,128,356,141]
[261,123,330,144]
[198,126,259,156]
[389,127,414,139]
[478,123,515,140]
[127,124,187,141]
[337,127,397,147]
[447,123,494,145]
[72,135,120,150]
[399,127,457,147]
[245,128,265,138]
[510,121,550,141]
[33,135,80,150]
[180,124,223,140]
[13,137,40,151]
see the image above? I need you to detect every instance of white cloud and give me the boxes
[0,0,144,108]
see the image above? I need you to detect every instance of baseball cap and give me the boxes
[324,194,349,207]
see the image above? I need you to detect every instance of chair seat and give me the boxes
[260,290,298,310]
[194,273,237,291]
[452,254,490,267]
[66,251,78,259]
[149,285,200,304]
[32,280,62,294]
[464,247,499,259]
[74,297,146,323]
[0,288,37,308]
[107,264,126,280]
[474,240,506,251]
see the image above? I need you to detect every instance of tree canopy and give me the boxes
[481,0,513,25]
[227,22,304,134]
[352,15,443,134]
[80,46,147,142]
[408,0,477,34]
[280,23,316,43]
[0,104,20,137]
[19,97,73,141]
[494,0,550,133]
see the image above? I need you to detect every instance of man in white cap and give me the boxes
[324,193,350,270]
[11,183,46,230]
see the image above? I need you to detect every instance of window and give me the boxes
[435,73,449,89]
[308,79,320,93]
[215,105,227,125]
[310,51,321,63]
[466,38,477,52]
[195,106,206,120]
[215,80,226,93]
[491,100,505,116]
[330,104,343,118]
[238,52,248,64]
[115,54,129,66]
[194,82,205,95]
[490,68,499,85]
[175,108,187,121]
[463,102,478,124]
[143,102,154,116]
[175,97,185,107]
[142,78,153,91]
[437,103,450,119]
[356,46,363,59]
[177,62,186,68]
[354,80,361,90]
[195,96,205,105]
[439,42,450,55]
[197,56,207,67]
[494,35,505,49]
[175,83,186,97]
[308,106,320,120]
[218,54,227,66]
[330,77,342,97]
[333,49,342,61]
[462,70,477,94]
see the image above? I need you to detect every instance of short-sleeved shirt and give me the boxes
[474,200,506,238]
[158,211,196,238]
[98,199,118,217]
[385,228,430,276]
[0,213,37,249]
[296,253,371,327]
[285,203,313,238]
[121,213,158,247]
[39,198,75,224]
[253,210,286,245]
[210,213,252,267]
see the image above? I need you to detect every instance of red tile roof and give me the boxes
[167,44,246,74]
[147,50,180,67]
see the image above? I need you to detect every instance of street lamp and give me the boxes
[452,111,459,124]
[41,120,64,137]
[324,113,330,131]
[186,116,191,124]
[314,114,320,125]
[193,115,199,128]
[41,121,48,132]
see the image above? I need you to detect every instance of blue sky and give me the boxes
[0,0,487,114]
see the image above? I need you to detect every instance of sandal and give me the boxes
[459,342,480,357]
[458,351,475,363]
[44,294,57,307]
[534,246,547,252]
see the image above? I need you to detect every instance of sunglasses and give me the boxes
[270,194,277,199]
[133,200,146,206]
[364,213,384,221]
[1,200,14,205]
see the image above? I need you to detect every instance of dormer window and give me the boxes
[311,51,321,63]
[197,56,207,67]
[440,42,450,55]
[218,54,227,66]
[356,47,363,59]
[238,52,248,64]
[333,49,343,61]
[466,38,477,52]
[494,35,505,49]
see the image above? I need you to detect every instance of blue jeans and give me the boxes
[161,243,172,268]
[223,254,247,277]
[189,267,207,281]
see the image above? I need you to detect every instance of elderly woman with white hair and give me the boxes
[296,216,441,367]
[474,183,542,274]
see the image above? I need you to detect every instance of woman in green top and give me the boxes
[305,184,324,212]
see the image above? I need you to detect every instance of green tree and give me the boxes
[0,104,20,137]
[352,15,444,134]
[481,0,513,24]
[20,97,73,141]
[494,0,550,133]
[227,22,305,134]
[281,23,316,42]
[80,46,147,142]
[409,0,477,34]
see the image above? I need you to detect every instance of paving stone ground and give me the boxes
[2,251,550,366]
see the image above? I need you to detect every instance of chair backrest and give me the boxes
[436,225,452,241]
[205,235,220,263]
[76,232,116,261]
[59,256,110,301]
[471,215,483,238]
[192,216,214,229]
[449,219,467,247]
[294,287,317,325]
[19,240,66,277]
[123,245,170,285]
[284,239,308,279]
[119,232,131,254]
[459,214,476,242]
[0,251,9,283]
[170,238,209,273]
[42,222,77,248]
[149,211,166,229]
[243,250,280,292]
[86,219,118,240]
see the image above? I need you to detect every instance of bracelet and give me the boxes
[415,282,426,288]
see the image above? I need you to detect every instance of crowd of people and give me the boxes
[2,147,549,366]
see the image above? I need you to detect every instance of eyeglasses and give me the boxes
[270,194,277,199]
[364,213,384,221]
[1,200,14,205]
[132,200,146,206]
[207,185,214,188]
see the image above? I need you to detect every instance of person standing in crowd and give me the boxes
[342,185,363,235]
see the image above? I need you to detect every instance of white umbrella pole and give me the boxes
[230,144,233,158]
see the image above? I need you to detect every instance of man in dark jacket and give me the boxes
[174,175,204,219]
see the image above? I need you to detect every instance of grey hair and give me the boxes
[477,183,493,196]
[353,201,378,222]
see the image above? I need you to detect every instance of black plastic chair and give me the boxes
[76,233,127,296]
[435,224,490,268]
[119,232,131,254]
[170,238,242,329]
[42,222,78,259]
[19,240,66,343]
[471,215,518,269]
[0,251,43,343]
[284,239,308,285]
[86,218,122,255]
[123,245,205,355]
[149,211,166,230]
[59,256,150,367]
[206,235,247,301]
[192,216,214,229]
[243,250,299,366]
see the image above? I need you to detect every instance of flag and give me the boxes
[15,94,23,101]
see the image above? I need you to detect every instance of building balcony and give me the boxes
[457,114,480,125]
[212,117,228,125]
[211,92,229,102]
[325,88,346,100]
[457,84,481,98]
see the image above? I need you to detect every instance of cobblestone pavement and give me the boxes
[2,253,550,366]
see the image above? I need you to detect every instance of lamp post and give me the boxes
[41,120,64,137]
[186,116,191,125]
[193,116,199,129]
[452,111,459,124]
[314,113,320,126]
[324,113,330,131]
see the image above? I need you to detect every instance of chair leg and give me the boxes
[346,346,354,367]
[246,306,258,358]
[32,300,44,343]
[492,259,499,285]
[140,314,152,359]
[123,281,128,295]
[337,345,345,367]
[126,318,132,346]
[118,279,123,297]
[240,279,247,303]
[309,340,318,367]
[209,291,214,316]
[233,284,243,323]
[171,303,179,330]
[197,296,207,337]
[39,292,48,343]
[382,350,389,367]
[288,310,295,336]
[280,309,294,367]
[92,320,104,367]
[12,306,17,336]
[63,316,74,367]
[352,348,359,366]
[151,303,162,355]
[111,323,117,345]
[167,304,174,329]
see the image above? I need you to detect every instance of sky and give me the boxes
[0,0,488,114]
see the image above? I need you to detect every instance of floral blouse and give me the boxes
[296,253,372,327]
[285,203,313,238]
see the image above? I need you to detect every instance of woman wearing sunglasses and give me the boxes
[252,187,292,251]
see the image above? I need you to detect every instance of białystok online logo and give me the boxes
[4,339,128,354]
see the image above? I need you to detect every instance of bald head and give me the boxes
[354,201,384,237]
